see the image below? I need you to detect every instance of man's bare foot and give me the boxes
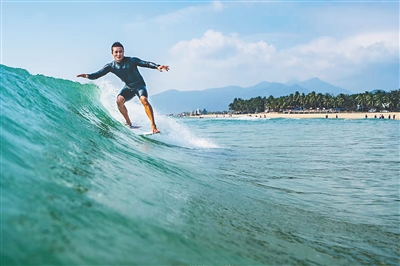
[152,126,160,134]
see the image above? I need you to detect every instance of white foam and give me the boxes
[95,80,219,149]
[236,116,262,121]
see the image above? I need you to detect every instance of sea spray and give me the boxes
[95,79,219,149]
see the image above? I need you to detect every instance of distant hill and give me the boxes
[370,89,387,94]
[296,78,351,95]
[151,78,351,114]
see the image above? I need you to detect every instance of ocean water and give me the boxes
[1,64,399,265]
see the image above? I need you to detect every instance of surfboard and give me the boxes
[138,131,157,136]
[129,125,142,129]
[128,125,159,136]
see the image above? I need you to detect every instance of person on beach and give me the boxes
[77,42,169,133]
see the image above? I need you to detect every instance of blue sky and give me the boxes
[2,0,399,94]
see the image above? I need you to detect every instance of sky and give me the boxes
[1,0,399,95]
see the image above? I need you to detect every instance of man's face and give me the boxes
[112,47,124,63]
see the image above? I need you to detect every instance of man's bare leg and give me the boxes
[140,96,160,133]
[116,95,132,126]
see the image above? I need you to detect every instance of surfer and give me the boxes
[77,42,169,133]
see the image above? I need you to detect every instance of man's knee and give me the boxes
[116,95,125,106]
[140,96,150,106]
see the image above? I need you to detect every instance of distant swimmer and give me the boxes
[77,42,169,133]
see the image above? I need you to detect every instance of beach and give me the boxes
[194,112,400,120]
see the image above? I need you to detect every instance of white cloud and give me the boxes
[163,29,399,91]
[149,1,225,26]
[280,31,399,83]
[212,1,225,11]
[292,32,398,64]
[152,6,200,25]
[171,30,275,62]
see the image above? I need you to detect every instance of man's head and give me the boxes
[111,42,124,63]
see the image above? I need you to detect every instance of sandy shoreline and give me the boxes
[188,112,400,120]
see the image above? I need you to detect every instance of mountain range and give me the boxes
[151,78,352,114]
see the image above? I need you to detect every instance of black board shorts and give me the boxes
[118,85,148,102]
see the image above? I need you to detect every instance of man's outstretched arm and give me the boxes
[77,64,111,80]
[134,57,169,72]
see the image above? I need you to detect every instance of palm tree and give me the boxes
[294,91,300,108]
[300,93,306,109]
[366,93,374,110]
[373,91,384,110]
[229,89,399,114]
[388,90,400,111]
[266,95,276,111]
[323,93,333,109]
[335,94,346,109]
[355,93,366,111]
[308,91,316,109]
[316,93,324,109]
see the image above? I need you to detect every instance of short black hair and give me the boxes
[111,42,124,52]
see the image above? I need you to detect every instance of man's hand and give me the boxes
[77,74,89,78]
[157,65,169,72]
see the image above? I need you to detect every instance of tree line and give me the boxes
[228,90,400,113]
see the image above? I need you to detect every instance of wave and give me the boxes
[0,64,219,264]
[1,65,217,165]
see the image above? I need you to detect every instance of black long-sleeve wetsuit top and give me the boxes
[88,57,159,89]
